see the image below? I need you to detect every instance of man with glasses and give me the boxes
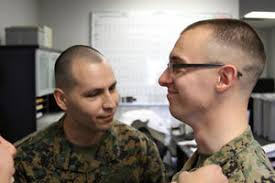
[159,19,275,182]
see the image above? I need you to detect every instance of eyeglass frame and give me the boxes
[167,63,243,78]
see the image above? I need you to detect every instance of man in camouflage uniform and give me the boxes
[14,45,167,183]
[158,18,275,183]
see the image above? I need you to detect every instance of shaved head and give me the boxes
[181,19,266,92]
[54,45,104,91]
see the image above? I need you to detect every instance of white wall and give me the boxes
[258,28,275,79]
[254,28,270,77]
[38,0,239,50]
[240,0,275,79]
[0,0,38,44]
[239,0,275,18]
[270,28,275,79]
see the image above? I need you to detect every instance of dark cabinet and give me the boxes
[0,46,60,142]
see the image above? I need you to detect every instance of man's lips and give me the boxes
[167,89,179,101]
[168,89,178,94]
[98,114,114,121]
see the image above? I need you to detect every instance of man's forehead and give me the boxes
[72,58,112,78]
[84,79,117,91]
[74,66,116,92]
[169,26,215,62]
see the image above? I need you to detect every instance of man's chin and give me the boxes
[169,107,184,121]
[98,121,113,130]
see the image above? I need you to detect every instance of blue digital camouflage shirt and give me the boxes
[14,118,167,183]
[172,127,275,183]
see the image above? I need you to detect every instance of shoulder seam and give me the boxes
[14,121,59,147]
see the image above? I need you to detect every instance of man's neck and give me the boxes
[63,117,106,147]
[191,107,248,154]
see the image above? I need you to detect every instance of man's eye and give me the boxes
[173,67,184,73]
[109,85,116,92]
[87,91,100,97]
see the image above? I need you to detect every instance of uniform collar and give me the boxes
[52,116,121,173]
[183,127,254,171]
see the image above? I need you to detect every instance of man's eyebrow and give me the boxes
[169,55,186,63]
[81,88,103,96]
[110,81,117,86]
[81,81,117,96]
[109,81,117,89]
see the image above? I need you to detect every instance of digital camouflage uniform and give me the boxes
[14,118,167,183]
[173,127,275,183]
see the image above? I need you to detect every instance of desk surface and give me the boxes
[37,112,64,130]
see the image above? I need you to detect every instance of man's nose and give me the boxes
[103,92,116,109]
[159,68,173,87]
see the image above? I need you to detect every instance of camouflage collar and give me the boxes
[205,127,254,166]
[183,127,254,170]
[52,116,121,173]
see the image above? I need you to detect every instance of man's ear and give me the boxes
[53,88,68,111]
[216,65,238,92]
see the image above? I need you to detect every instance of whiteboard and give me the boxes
[90,11,231,105]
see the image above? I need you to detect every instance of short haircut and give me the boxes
[54,45,104,91]
[182,18,266,91]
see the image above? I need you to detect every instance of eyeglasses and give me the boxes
[167,63,243,78]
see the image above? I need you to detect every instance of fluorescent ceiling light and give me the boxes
[244,11,275,19]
